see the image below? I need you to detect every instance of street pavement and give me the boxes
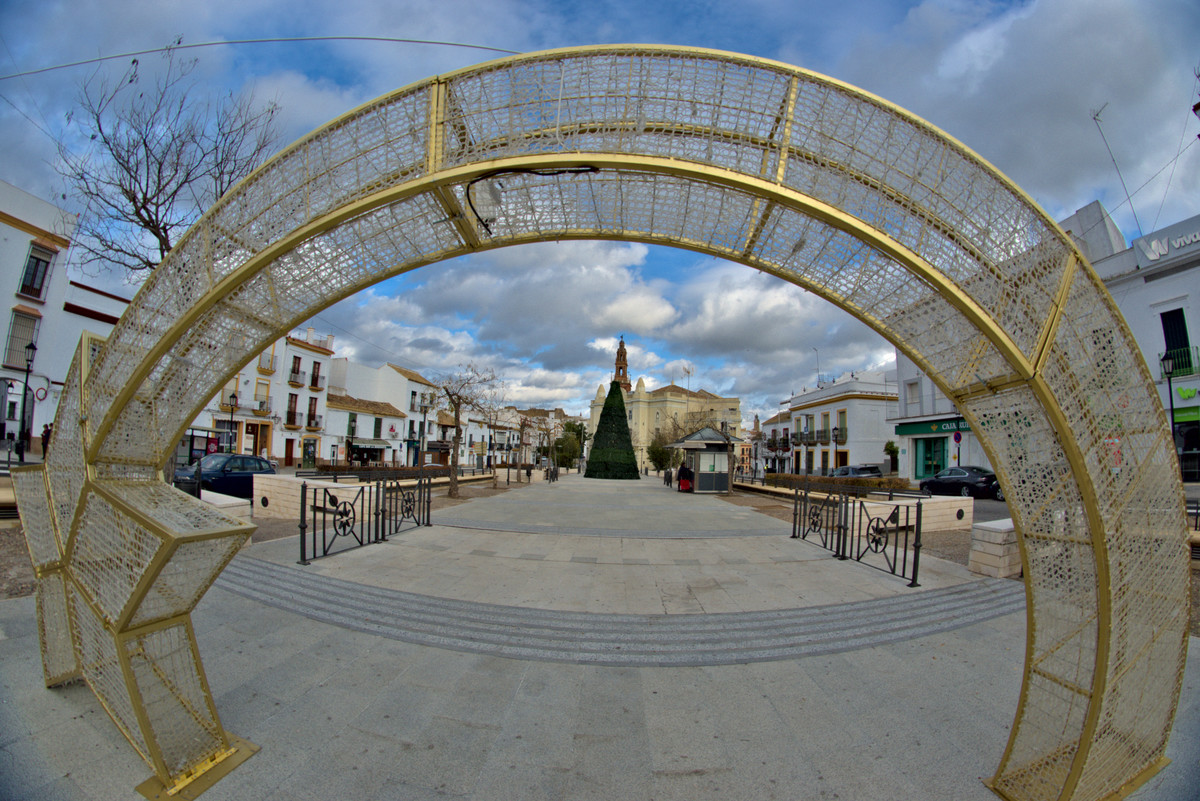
[0,473,1196,800]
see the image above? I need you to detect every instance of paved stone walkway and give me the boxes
[0,472,1195,801]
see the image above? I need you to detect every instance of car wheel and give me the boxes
[960,486,971,497]
[994,486,1005,502]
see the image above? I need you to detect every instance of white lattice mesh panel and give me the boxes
[1035,270,1188,799]
[965,385,1098,794]
[12,467,60,569]
[45,345,88,537]
[68,489,164,626]
[127,622,225,781]
[71,583,150,762]
[34,570,78,686]
[105,481,251,536]
[130,536,247,628]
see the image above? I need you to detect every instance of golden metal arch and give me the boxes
[18,45,1188,800]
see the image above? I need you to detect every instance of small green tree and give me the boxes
[646,429,682,471]
[883,440,900,474]
[585,381,640,480]
[563,420,589,464]
[554,432,581,467]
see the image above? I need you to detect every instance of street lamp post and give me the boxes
[17,342,36,463]
[831,426,840,474]
[228,392,238,453]
[416,391,434,468]
[1161,353,1177,455]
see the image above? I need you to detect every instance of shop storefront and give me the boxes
[895,417,992,482]
[1174,403,1199,482]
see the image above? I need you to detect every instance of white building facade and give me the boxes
[759,411,791,474]
[783,370,896,476]
[1,180,131,460]
[197,328,335,468]
[1092,209,1200,482]
[890,352,994,482]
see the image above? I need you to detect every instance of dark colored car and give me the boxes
[173,453,276,499]
[830,464,883,478]
[920,465,1004,500]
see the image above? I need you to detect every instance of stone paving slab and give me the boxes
[0,472,1196,800]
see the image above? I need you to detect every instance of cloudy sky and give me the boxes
[2,0,1198,425]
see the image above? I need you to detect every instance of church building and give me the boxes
[588,338,742,471]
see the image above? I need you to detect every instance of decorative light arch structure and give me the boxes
[15,46,1188,800]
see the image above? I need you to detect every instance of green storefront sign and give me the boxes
[895,418,971,436]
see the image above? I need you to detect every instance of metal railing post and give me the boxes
[836,493,849,560]
[374,480,383,542]
[791,485,800,538]
[908,500,922,587]
[423,476,432,526]
[298,482,309,565]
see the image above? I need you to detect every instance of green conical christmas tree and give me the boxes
[585,380,641,480]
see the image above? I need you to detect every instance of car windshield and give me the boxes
[199,453,232,470]
[964,466,995,476]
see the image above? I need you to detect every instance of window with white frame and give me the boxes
[19,246,53,299]
[4,311,40,368]
[904,380,920,408]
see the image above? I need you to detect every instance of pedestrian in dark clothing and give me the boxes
[664,467,673,487]
[41,424,51,458]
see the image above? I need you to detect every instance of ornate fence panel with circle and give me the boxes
[17,45,1188,800]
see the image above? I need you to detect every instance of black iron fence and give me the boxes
[299,477,431,565]
[790,485,924,587]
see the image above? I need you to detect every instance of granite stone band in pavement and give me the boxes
[1,472,1196,801]
[216,555,1027,666]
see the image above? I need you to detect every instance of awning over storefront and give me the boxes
[894,417,971,436]
[1173,405,1199,423]
[351,438,391,448]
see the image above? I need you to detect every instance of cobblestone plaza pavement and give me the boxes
[1,474,1196,800]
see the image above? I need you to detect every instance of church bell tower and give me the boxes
[614,336,632,391]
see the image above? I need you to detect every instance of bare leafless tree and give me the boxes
[57,47,279,276]
[473,379,508,488]
[434,364,499,498]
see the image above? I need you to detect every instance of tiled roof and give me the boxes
[387,364,435,386]
[647,383,725,400]
[325,393,406,417]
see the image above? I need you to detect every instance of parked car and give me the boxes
[173,453,276,499]
[919,465,1004,500]
[830,464,883,478]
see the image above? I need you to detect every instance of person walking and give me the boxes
[664,467,673,487]
[41,424,51,459]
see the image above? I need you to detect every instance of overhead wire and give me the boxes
[1150,65,1200,232]
[0,36,521,82]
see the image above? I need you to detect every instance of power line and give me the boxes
[1151,66,1200,232]
[1091,102,1143,236]
[0,36,522,82]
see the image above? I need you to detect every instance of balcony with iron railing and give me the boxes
[793,427,848,446]
[288,370,308,387]
[306,414,323,430]
[252,397,272,416]
[1159,346,1198,380]
[257,353,276,374]
[309,374,326,391]
[284,410,302,429]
